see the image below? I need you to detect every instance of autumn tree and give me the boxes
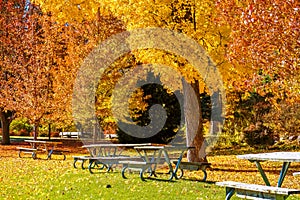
[0,0,28,144]
[0,1,82,143]
[216,0,300,140]
[109,0,228,162]
[32,0,228,160]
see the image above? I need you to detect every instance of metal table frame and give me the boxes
[237,152,300,187]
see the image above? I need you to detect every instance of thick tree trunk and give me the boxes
[183,79,207,162]
[0,109,13,145]
[48,123,51,140]
[33,122,40,140]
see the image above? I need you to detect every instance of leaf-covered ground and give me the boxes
[0,140,300,199]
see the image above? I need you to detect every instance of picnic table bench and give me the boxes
[73,155,93,169]
[172,161,211,181]
[293,172,300,176]
[73,143,153,173]
[17,147,38,159]
[120,160,159,181]
[216,181,300,200]
[59,132,82,138]
[17,140,67,160]
[88,156,144,173]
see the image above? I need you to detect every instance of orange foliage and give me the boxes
[216,0,300,103]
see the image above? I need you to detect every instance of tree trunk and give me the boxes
[48,123,51,140]
[33,122,40,140]
[0,108,13,145]
[183,79,207,162]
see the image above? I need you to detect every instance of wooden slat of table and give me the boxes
[24,140,62,145]
[216,181,300,195]
[82,143,153,148]
[237,152,300,162]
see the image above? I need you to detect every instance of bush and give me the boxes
[242,122,277,147]
[10,118,33,136]
[117,72,182,144]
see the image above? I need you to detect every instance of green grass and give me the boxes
[1,150,300,199]
[0,157,223,200]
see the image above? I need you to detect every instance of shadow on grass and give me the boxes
[177,177,216,184]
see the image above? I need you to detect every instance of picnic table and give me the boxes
[217,152,300,199]
[237,152,300,187]
[17,140,66,160]
[75,143,153,173]
[120,145,194,181]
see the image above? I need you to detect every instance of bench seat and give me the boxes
[73,155,93,169]
[47,149,69,160]
[17,146,67,160]
[17,147,38,159]
[88,156,144,174]
[216,181,300,200]
[293,172,300,176]
[120,160,158,181]
[120,160,156,168]
[173,161,211,181]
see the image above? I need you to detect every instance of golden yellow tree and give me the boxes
[32,0,229,160]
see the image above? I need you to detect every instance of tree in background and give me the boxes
[0,0,27,144]
[0,1,82,143]
[216,0,300,143]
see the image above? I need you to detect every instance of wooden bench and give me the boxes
[216,181,300,200]
[17,147,38,159]
[17,146,68,160]
[59,132,82,138]
[47,149,69,160]
[120,160,158,181]
[73,155,93,169]
[173,161,211,181]
[88,156,144,174]
[293,172,300,176]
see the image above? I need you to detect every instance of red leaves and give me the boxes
[216,0,300,102]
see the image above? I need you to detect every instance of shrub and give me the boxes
[242,122,276,147]
[117,72,182,144]
[10,118,32,136]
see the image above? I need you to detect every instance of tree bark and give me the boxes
[183,79,207,162]
[48,123,51,140]
[0,108,13,145]
[33,121,40,141]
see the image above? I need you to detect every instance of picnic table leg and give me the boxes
[225,187,235,200]
[172,150,185,180]
[88,160,107,174]
[277,162,291,187]
[161,150,174,181]
[46,144,58,160]
[202,170,208,182]
[47,149,53,160]
[141,150,157,177]
[253,161,271,186]
[32,151,37,159]
[153,150,166,178]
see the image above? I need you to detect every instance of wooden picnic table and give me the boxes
[19,140,66,160]
[121,145,194,181]
[237,152,300,187]
[78,143,153,173]
[81,143,153,157]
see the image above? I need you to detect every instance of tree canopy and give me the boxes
[0,0,299,148]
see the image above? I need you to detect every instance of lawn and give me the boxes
[1,141,300,200]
